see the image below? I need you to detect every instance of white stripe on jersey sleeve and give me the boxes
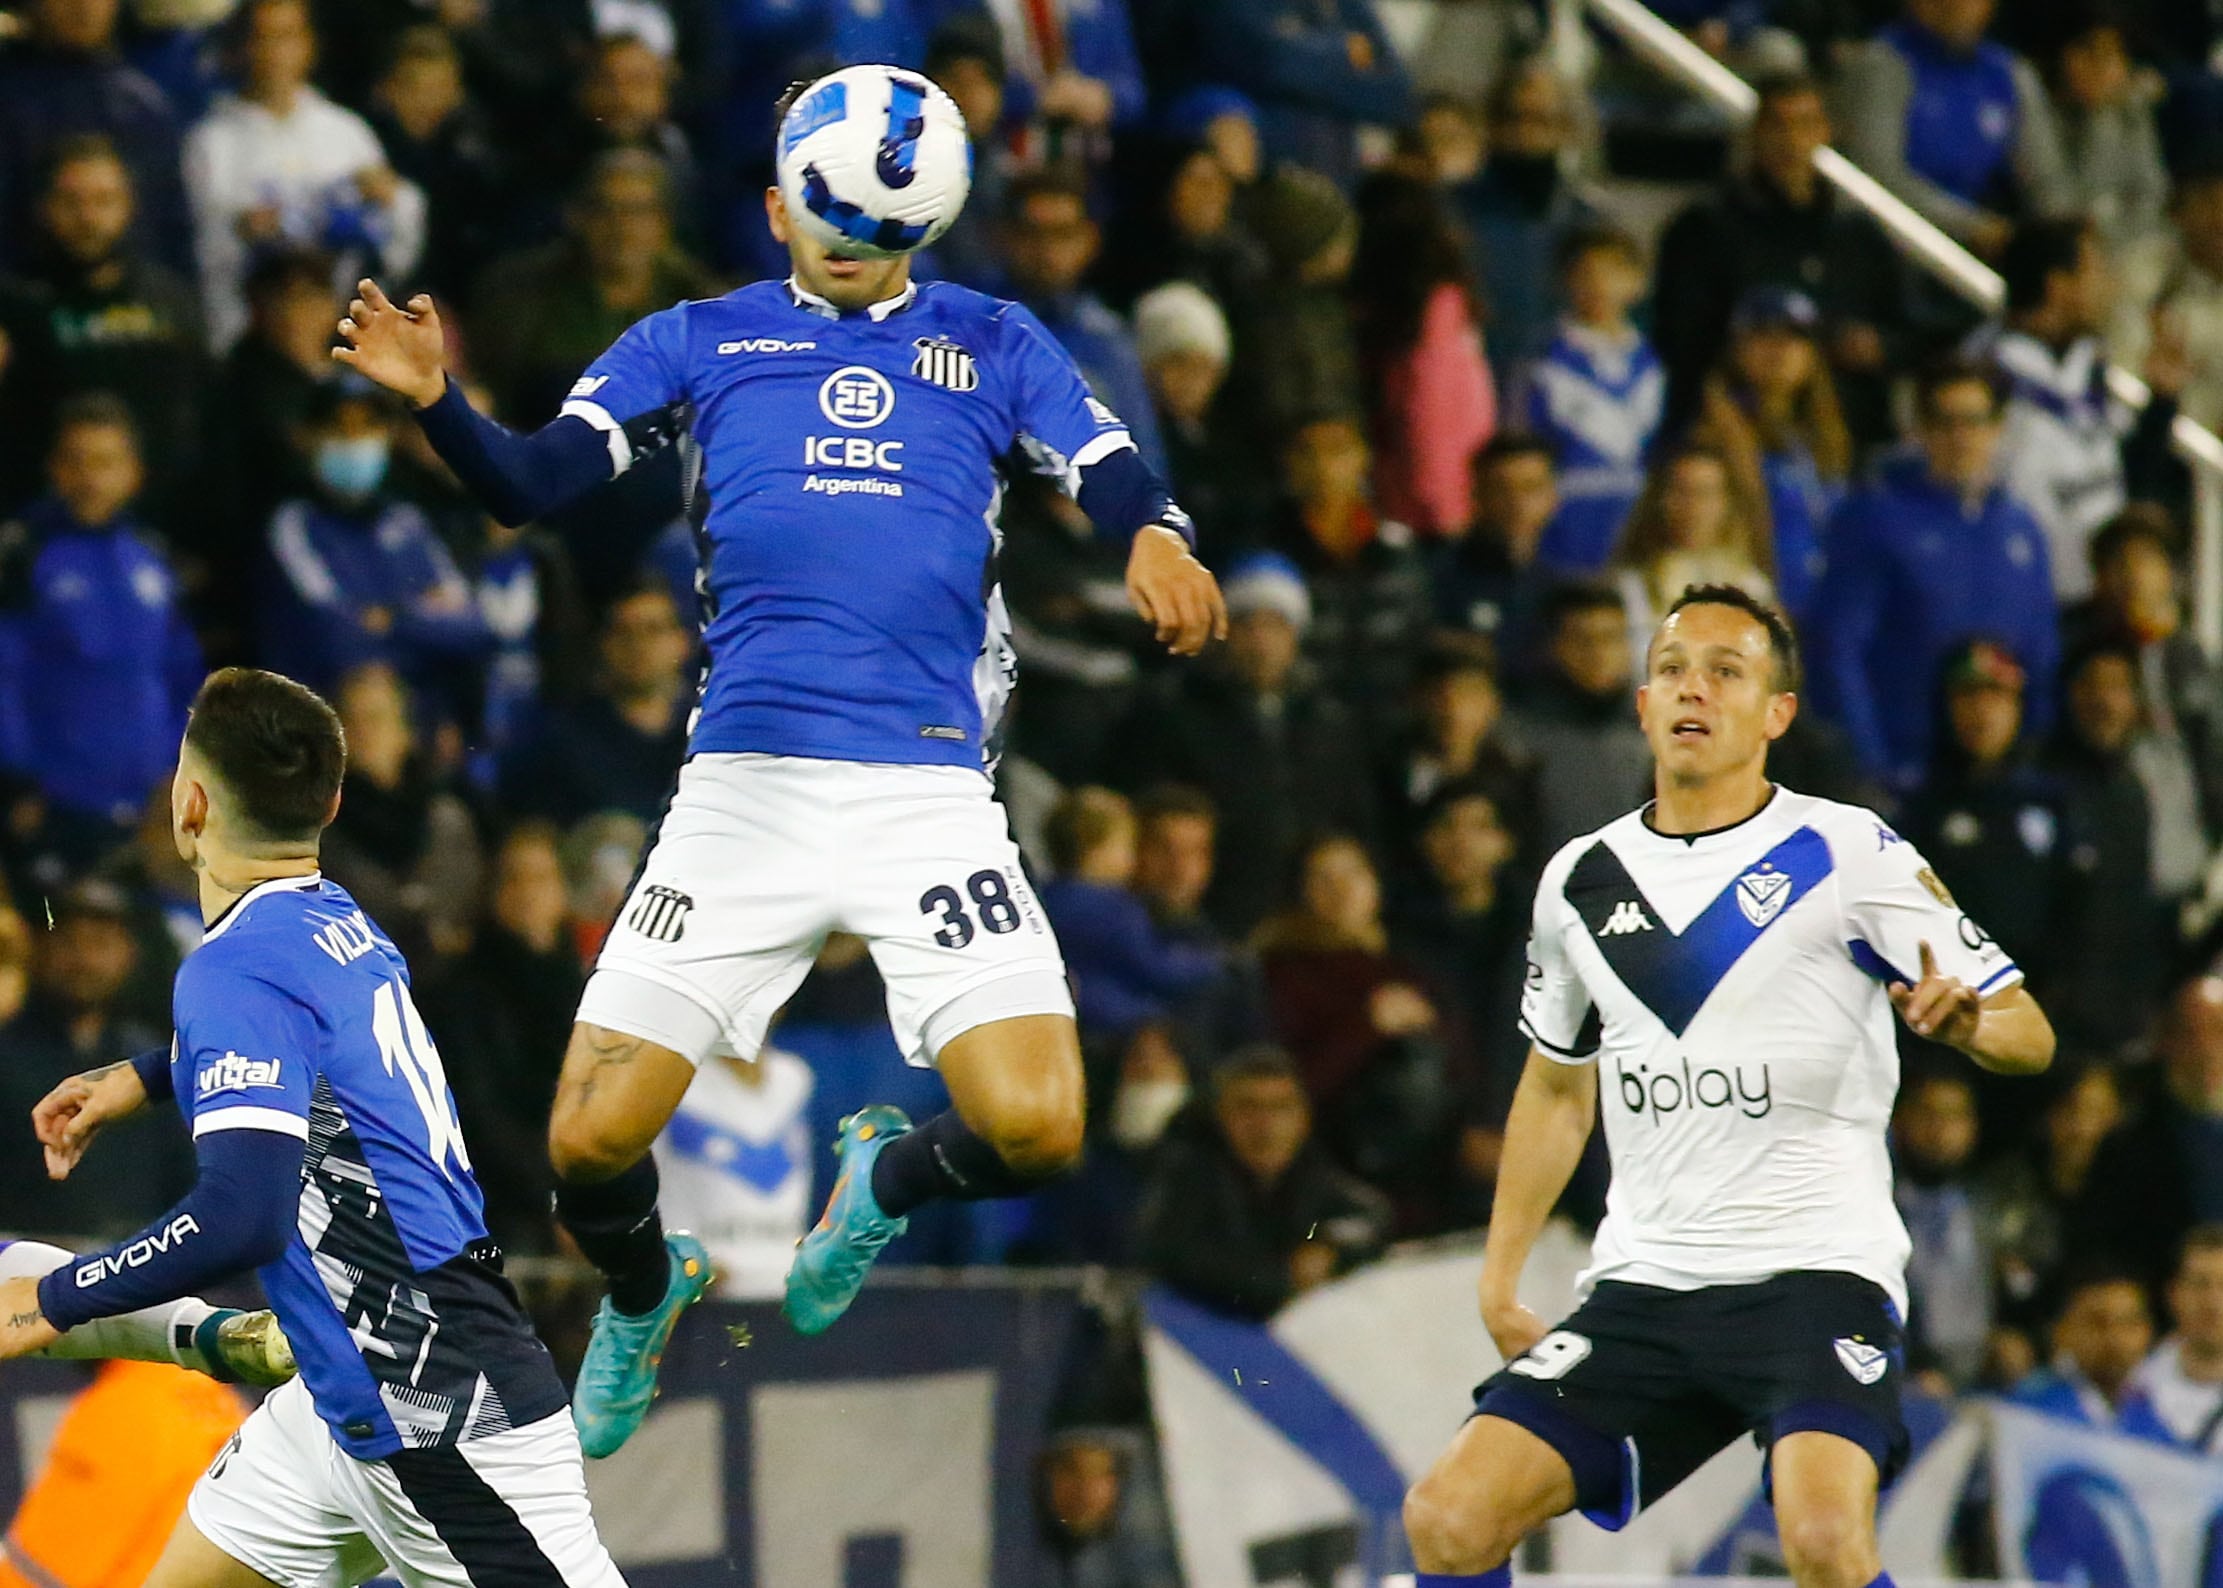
[559,399,634,476]
[1071,431,1136,471]
[192,1105,310,1140]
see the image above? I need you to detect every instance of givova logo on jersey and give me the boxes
[1616,1055,1772,1121]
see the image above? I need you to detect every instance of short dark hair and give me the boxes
[1542,577,1626,632]
[243,244,335,304]
[2089,502,2179,570]
[2051,1257,2152,1320]
[1419,777,1503,833]
[51,391,139,449]
[1915,356,2006,421]
[1135,783,1217,830]
[2001,217,2095,314]
[1555,220,1644,277]
[1474,431,1555,475]
[1003,164,1090,224]
[184,668,346,844]
[41,132,128,191]
[1661,582,1802,694]
[1214,1043,1301,1094]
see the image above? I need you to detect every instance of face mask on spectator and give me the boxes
[315,435,390,502]
[1110,1077,1190,1151]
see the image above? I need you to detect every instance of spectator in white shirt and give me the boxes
[184,0,424,351]
[651,1046,814,1301]
[2130,1224,2223,1454]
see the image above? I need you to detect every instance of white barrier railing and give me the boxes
[1574,0,2223,655]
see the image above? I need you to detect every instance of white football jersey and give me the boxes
[1522,787,2020,1314]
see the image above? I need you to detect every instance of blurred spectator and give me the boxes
[463,513,588,785]
[469,149,718,428]
[532,32,704,253]
[1982,1063,2125,1341]
[319,661,482,963]
[19,134,206,531]
[1131,281,1264,559]
[1704,289,1850,623]
[257,377,491,698]
[1255,833,1465,1194]
[1377,650,1536,888]
[2048,638,2171,1055]
[1270,414,1433,746]
[0,0,194,275]
[1016,1019,1191,1267]
[1430,433,1559,669]
[1516,223,1663,574]
[560,808,649,965]
[1233,166,1359,448]
[1130,785,1265,1070]
[652,1042,813,1301]
[1653,72,1908,451]
[1177,2,1411,190]
[0,879,189,1242]
[996,169,1165,475]
[1035,1429,1181,1588]
[1833,0,2071,259]
[1100,132,1266,314]
[1158,85,1264,194]
[1349,171,1495,540]
[2135,159,2223,435]
[0,396,199,860]
[2044,6,2169,264]
[364,25,509,299]
[1979,218,2179,600]
[2129,1225,2223,1454]
[1893,1068,1994,1386]
[990,0,1148,156]
[423,820,581,1256]
[2010,1263,2176,1441]
[1037,786,1221,1052]
[1809,360,2057,789]
[1510,581,1651,854]
[497,576,691,826]
[94,779,199,1030]
[2075,973,2223,1286]
[1136,1044,1391,1320]
[922,17,1012,291]
[203,245,336,570]
[1117,552,1372,936]
[1610,441,1776,651]
[183,0,425,352]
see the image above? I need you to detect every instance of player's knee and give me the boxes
[1402,1475,1513,1573]
[1776,1506,1874,1588]
[982,1094,1084,1178]
[547,1105,647,1184]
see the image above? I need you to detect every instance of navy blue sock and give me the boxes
[868,1110,1036,1216]
[554,1156,670,1315]
[1417,1565,1511,1588]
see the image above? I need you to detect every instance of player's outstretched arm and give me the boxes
[1477,1051,1598,1362]
[1889,941,2055,1075]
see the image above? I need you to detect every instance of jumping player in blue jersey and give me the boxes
[0,669,621,1588]
[333,69,1226,1460]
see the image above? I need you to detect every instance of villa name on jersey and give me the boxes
[310,909,379,966]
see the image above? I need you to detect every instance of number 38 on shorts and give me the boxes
[919,869,1025,949]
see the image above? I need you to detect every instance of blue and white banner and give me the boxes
[1989,1402,2223,1588]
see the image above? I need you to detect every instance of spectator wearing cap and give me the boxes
[1430,434,1559,675]
[2010,1264,2177,1442]
[1809,359,2058,789]
[1652,72,1910,450]
[1833,0,2071,261]
[1350,171,1496,541]
[1230,165,1359,449]
[1507,581,1652,855]
[0,395,201,858]
[1116,551,1373,936]
[2128,1226,2223,1455]
[1132,281,1265,558]
[921,18,1012,292]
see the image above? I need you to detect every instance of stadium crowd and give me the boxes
[0,0,2218,1561]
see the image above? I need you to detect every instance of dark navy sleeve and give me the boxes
[129,1045,174,1104]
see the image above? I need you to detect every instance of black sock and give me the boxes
[554,1156,670,1316]
[869,1110,1038,1217]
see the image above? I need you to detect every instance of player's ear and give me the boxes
[765,186,790,243]
[1765,689,1799,741]
[323,786,342,831]
[1634,680,1650,723]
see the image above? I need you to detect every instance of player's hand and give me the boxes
[1480,1288,1548,1365]
[1126,525,1226,656]
[1888,941,1982,1049]
[33,1060,148,1181]
[333,278,449,410]
[0,1276,56,1359]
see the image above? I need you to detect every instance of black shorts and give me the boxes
[1471,1270,1910,1530]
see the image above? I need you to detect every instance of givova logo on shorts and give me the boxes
[627,885,693,943]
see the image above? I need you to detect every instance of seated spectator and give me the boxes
[993,0,1148,156]
[1136,1044,1391,1320]
[1035,1429,1181,1588]
[365,25,509,299]
[0,396,200,856]
[1179,1,1411,190]
[1350,171,1495,540]
[1038,786,1221,1053]
[183,0,424,352]
[1979,218,2181,599]
[2129,1225,2223,1455]
[1893,1067,1995,1387]
[21,134,206,532]
[465,512,588,787]
[1270,414,1433,748]
[1377,650,1536,888]
[2011,1262,2176,1442]
[1509,581,1652,854]
[258,377,491,699]
[1130,785,1265,1070]
[497,576,692,826]
[0,0,195,275]
[1430,433,1560,668]
[2136,158,2223,436]
[1653,71,1908,451]
[922,17,1012,292]
[1100,132,1267,314]
[2074,973,2223,1286]
[2045,5,2169,263]
[1233,166,1359,449]
[541,32,704,251]
[421,820,582,1256]
[319,662,482,964]
[1131,281,1265,559]
[1809,359,2058,789]
[652,1041,814,1302]
[94,782,202,1029]
[1611,441,1776,653]
[1982,1063,2125,1349]
[1517,223,1664,573]
[1159,86,1263,195]
[203,246,337,576]
[996,169,1165,474]
[1833,0,2071,260]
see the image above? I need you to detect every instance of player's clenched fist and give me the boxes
[333,278,450,410]
[1126,525,1227,656]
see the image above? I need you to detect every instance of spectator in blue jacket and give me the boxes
[1809,359,2059,789]
[2011,1263,2180,1444]
[1174,0,1412,190]
[0,394,200,850]
[992,0,1148,148]
[257,376,491,700]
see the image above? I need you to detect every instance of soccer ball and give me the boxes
[776,65,973,260]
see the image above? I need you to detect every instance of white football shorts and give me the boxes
[577,753,1073,1067]
[186,1378,624,1588]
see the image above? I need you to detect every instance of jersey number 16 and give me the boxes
[371,979,473,1178]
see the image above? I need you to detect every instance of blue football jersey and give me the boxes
[560,278,1141,768]
[173,874,564,1457]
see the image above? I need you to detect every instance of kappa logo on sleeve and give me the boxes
[196,1052,283,1098]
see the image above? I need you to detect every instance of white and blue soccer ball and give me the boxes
[776,65,973,259]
